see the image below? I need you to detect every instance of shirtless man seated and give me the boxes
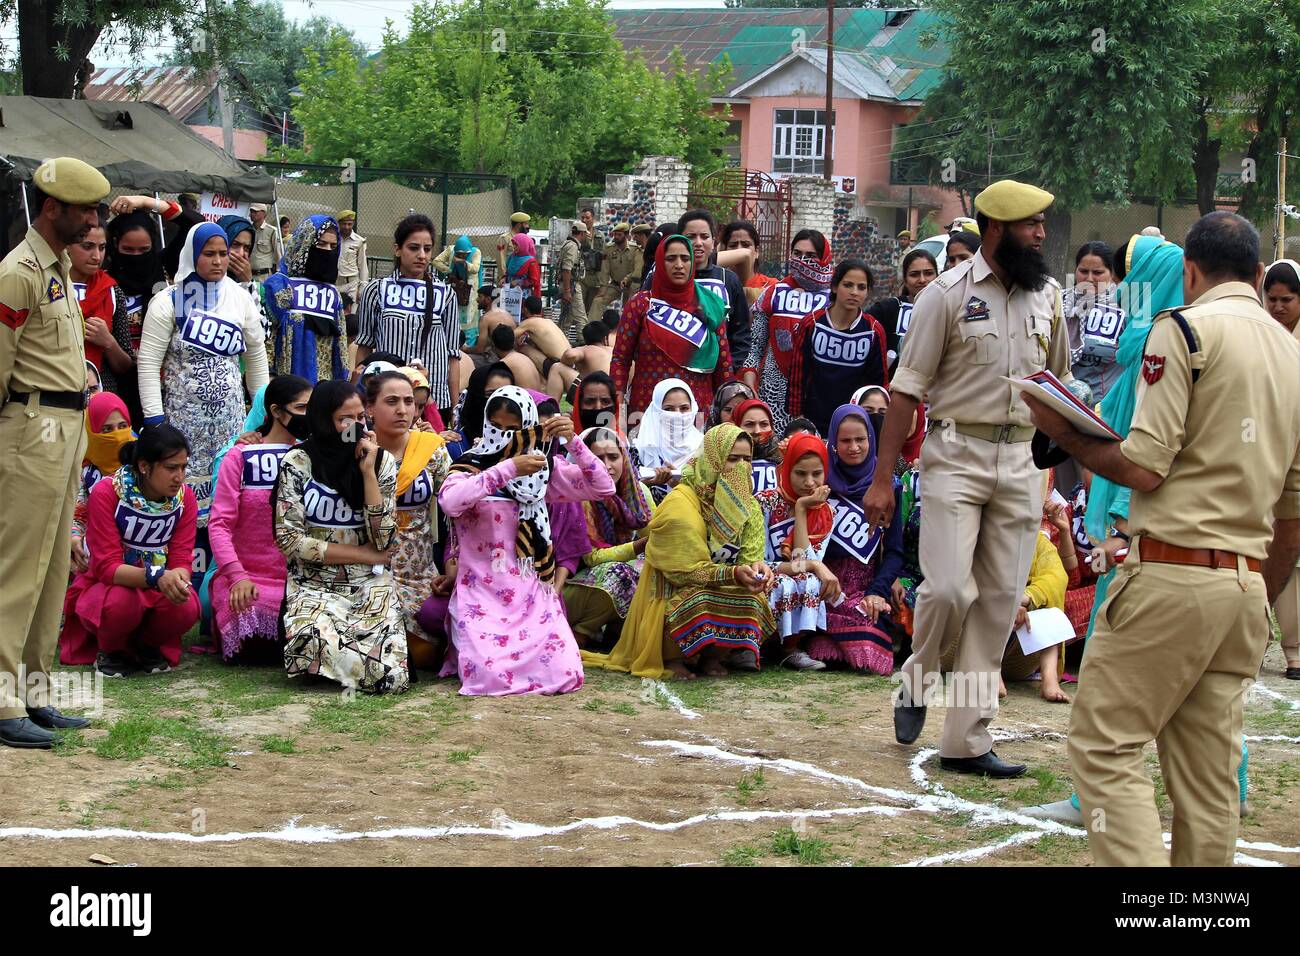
[546,312,616,401]
[490,323,544,392]
[516,294,572,372]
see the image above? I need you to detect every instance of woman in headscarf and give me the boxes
[630,377,704,504]
[610,234,733,433]
[531,392,595,597]
[69,392,136,575]
[208,374,312,663]
[433,234,486,348]
[503,232,541,298]
[809,405,905,674]
[731,397,782,485]
[1062,240,1124,405]
[740,229,833,433]
[437,385,613,696]
[264,214,349,384]
[136,221,270,540]
[218,214,271,342]
[450,360,514,454]
[273,380,409,694]
[570,370,620,433]
[706,379,754,430]
[564,426,656,647]
[583,423,776,680]
[106,210,169,428]
[70,211,134,398]
[851,383,926,475]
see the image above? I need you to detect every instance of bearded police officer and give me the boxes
[494,211,531,284]
[0,157,109,748]
[1025,211,1300,866]
[864,179,1073,777]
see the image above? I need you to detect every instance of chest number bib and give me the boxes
[812,323,873,367]
[381,278,446,316]
[288,278,341,320]
[115,501,180,552]
[241,445,289,490]
[770,285,826,319]
[302,480,364,529]
[179,309,246,357]
[398,470,434,511]
[896,302,915,338]
[647,300,707,348]
[751,461,777,495]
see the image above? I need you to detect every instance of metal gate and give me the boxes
[687,168,792,271]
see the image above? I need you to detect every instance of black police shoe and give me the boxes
[0,717,56,749]
[893,688,927,744]
[939,751,1028,778]
[27,706,91,730]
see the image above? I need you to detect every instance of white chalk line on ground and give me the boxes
[1251,682,1300,711]
[647,680,700,719]
[900,831,1047,867]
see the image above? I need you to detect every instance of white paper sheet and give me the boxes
[1015,606,1075,655]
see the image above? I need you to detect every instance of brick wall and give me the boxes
[833,194,902,302]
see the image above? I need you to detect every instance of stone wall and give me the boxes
[833,194,902,302]
[578,155,692,242]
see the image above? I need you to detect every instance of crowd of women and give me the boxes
[56,199,1300,706]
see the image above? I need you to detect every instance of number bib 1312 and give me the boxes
[179,308,246,357]
[288,277,340,320]
[115,500,181,553]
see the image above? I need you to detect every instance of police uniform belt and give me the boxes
[931,421,1035,443]
[1139,536,1261,574]
[6,390,88,411]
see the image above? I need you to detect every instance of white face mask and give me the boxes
[663,410,695,442]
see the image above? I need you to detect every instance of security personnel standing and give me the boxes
[557,220,588,341]
[248,202,281,280]
[865,180,1072,777]
[0,157,108,748]
[335,209,368,341]
[1025,211,1300,866]
[494,211,531,284]
[630,223,653,284]
[591,222,640,319]
[578,206,605,315]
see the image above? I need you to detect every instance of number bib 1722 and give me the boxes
[288,278,340,320]
[241,444,290,490]
[828,497,881,564]
[115,501,181,553]
[647,299,707,349]
[302,480,363,529]
[398,469,433,511]
[751,461,777,495]
[770,285,826,319]
[179,309,246,357]
[811,323,873,367]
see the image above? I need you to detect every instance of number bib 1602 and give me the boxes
[811,323,873,367]
[751,461,777,495]
[647,300,707,349]
[828,497,881,564]
[241,444,290,490]
[115,500,181,553]
[302,480,363,529]
[770,285,827,319]
[179,308,246,357]
[398,470,433,511]
[896,302,915,338]
[288,277,340,320]
[380,278,445,316]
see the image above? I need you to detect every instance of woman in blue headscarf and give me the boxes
[264,214,348,384]
[219,214,272,344]
[433,234,485,347]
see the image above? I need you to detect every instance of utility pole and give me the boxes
[1275,137,1288,262]
[824,0,834,181]
[987,123,994,185]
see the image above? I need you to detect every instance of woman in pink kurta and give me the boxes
[438,385,614,696]
[208,375,313,660]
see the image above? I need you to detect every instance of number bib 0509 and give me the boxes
[240,444,290,490]
[751,461,777,495]
[179,308,246,357]
[115,500,181,553]
[397,469,433,511]
[380,277,445,316]
[828,497,882,564]
[811,322,873,367]
[769,285,827,319]
[288,278,341,320]
[646,299,707,349]
[302,480,363,529]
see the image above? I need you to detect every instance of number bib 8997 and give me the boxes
[288,278,341,320]
[179,309,246,357]
[115,502,180,553]
[381,278,445,315]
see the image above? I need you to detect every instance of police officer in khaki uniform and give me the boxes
[556,220,588,341]
[334,209,368,339]
[591,222,640,320]
[494,211,531,283]
[248,202,282,279]
[0,158,108,748]
[578,207,604,315]
[1025,212,1300,866]
[630,222,653,284]
[865,180,1073,777]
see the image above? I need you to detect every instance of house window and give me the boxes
[772,108,832,175]
[724,119,743,167]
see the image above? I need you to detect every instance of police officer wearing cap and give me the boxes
[0,157,108,748]
[557,220,589,340]
[335,209,368,342]
[248,202,282,279]
[865,179,1073,777]
[591,222,639,319]
[1025,212,1300,866]
[630,223,653,283]
[494,212,531,283]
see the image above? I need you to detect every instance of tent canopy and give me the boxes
[0,96,275,201]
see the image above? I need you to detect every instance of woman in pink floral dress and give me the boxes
[438,385,614,696]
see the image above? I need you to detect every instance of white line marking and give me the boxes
[1236,840,1300,854]
[1244,734,1300,743]
[900,831,1045,867]
[1251,683,1300,711]
[648,680,700,719]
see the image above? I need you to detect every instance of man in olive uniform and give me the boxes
[335,209,368,342]
[556,220,588,342]
[591,222,640,320]
[578,206,605,316]
[864,180,1073,777]
[248,202,282,280]
[630,223,653,284]
[1025,211,1300,866]
[0,158,108,748]
[494,211,531,284]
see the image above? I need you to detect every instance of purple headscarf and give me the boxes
[827,403,877,499]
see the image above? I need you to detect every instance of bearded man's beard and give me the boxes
[994,230,1050,291]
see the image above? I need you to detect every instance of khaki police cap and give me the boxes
[631,223,652,235]
[973,180,1054,222]
[897,229,912,239]
[337,209,357,222]
[572,220,589,233]
[510,212,531,224]
[612,221,631,233]
[33,157,110,205]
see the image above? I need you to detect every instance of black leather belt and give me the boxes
[6,390,87,411]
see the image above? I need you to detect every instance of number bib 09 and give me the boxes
[398,469,433,511]
[288,277,341,320]
[240,444,290,490]
[896,302,915,338]
[751,461,777,494]
[811,323,873,367]
[828,497,882,564]
[302,480,363,529]
[1081,304,1124,359]
[179,309,246,357]
[115,501,181,553]
[646,299,707,349]
[769,285,827,319]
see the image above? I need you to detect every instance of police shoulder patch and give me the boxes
[47,276,66,302]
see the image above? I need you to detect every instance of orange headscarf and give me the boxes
[777,432,833,549]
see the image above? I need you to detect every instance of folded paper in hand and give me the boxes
[1005,370,1121,440]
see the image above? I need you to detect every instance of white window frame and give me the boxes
[772,108,833,175]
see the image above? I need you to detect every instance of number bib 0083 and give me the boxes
[828,497,882,564]
[115,501,181,553]
[811,322,873,367]
[397,469,433,511]
[751,461,777,495]
[179,308,246,357]
[288,277,341,320]
[240,444,290,490]
[302,480,363,529]
[646,299,707,349]
[769,285,827,319]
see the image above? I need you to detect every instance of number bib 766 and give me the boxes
[179,309,246,357]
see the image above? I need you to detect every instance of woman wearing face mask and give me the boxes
[570,371,620,433]
[1062,240,1124,404]
[264,214,349,385]
[810,405,905,674]
[274,380,408,694]
[137,222,270,539]
[218,215,272,342]
[740,230,833,434]
[531,392,595,597]
[564,427,656,648]
[207,375,312,662]
[706,379,754,430]
[106,211,169,428]
[60,424,199,677]
[788,259,889,439]
[451,361,514,455]
[869,247,938,371]
[753,433,842,670]
[70,213,134,397]
[631,379,704,504]
[70,393,136,575]
[438,386,613,696]
[731,397,781,500]
[851,384,927,476]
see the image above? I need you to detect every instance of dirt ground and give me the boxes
[1,641,1296,867]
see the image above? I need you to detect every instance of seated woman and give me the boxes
[754,433,842,671]
[564,427,656,648]
[364,370,454,671]
[809,405,904,675]
[208,374,313,662]
[531,393,596,595]
[706,379,754,430]
[631,377,704,504]
[571,370,620,433]
[60,424,200,677]
[583,424,776,680]
[438,386,613,696]
[851,384,926,477]
[71,393,136,575]
[397,365,449,435]
[730,397,781,494]
[273,380,409,694]
[448,361,514,458]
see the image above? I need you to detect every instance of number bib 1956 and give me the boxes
[397,469,433,511]
[896,302,915,338]
[241,444,290,490]
[179,308,246,357]
[751,461,777,495]
[828,497,882,564]
[811,322,873,367]
[302,480,363,529]
[770,285,827,319]
[288,278,341,320]
[115,500,181,553]
[647,299,707,349]
[380,277,445,315]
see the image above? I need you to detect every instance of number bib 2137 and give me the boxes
[179,309,246,357]
[647,300,707,349]
[115,501,181,553]
[288,278,340,320]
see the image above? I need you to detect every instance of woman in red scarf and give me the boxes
[752,432,843,670]
[70,216,135,396]
[610,234,732,435]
